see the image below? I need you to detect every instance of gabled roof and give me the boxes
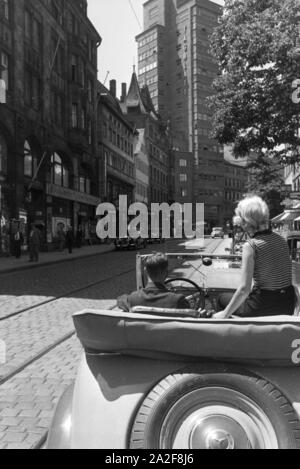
[124,71,159,119]
[124,72,147,113]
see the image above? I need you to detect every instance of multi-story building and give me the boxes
[136,0,225,226]
[223,161,248,223]
[121,70,169,206]
[134,128,150,205]
[97,80,136,206]
[172,151,194,204]
[0,0,101,254]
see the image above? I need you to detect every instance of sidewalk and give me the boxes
[0,243,114,275]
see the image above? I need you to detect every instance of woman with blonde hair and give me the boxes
[214,195,296,319]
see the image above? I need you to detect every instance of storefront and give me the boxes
[46,183,101,249]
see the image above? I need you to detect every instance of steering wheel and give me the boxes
[165,278,206,310]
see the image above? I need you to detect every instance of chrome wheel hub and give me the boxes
[161,387,278,449]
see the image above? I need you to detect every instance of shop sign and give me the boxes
[46,184,100,207]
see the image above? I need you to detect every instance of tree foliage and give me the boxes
[209,0,300,167]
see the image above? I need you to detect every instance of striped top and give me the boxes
[247,230,292,290]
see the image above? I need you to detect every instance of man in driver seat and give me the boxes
[117,253,190,312]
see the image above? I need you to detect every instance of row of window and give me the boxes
[104,126,134,158]
[136,158,149,176]
[225,178,245,189]
[151,166,168,185]
[139,62,158,75]
[149,144,168,166]
[198,190,224,198]
[225,191,243,202]
[139,31,158,47]
[138,49,157,62]
[151,188,169,203]
[105,150,135,179]
[24,140,93,194]
[71,104,93,143]
[179,174,188,182]
[136,182,148,200]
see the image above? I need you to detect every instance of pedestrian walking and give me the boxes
[29,224,40,263]
[13,226,24,259]
[66,226,74,254]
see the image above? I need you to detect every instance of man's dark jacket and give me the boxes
[117,282,190,312]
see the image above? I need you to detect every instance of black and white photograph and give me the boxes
[0,0,300,453]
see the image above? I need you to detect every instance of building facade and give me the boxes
[136,0,225,226]
[172,151,194,204]
[122,71,169,207]
[134,129,150,205]
[97,80,136,207]
[0,0,101,254]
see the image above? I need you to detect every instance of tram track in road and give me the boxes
[0,265,135,322]
[0,265,135,386]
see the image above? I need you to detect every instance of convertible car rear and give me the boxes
[47,253,300,450]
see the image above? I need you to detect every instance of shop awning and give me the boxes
[271,213,285,223]
[272,212,300,223]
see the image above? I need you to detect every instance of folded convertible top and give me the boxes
[73,309,300,367]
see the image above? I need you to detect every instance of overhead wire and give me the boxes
[128,0,143,31]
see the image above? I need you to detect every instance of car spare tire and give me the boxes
[130,372,300,450]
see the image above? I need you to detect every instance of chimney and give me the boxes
[121,83,127,102]
[109,79,116,98]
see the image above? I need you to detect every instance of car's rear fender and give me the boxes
[47,384,75,449]
[68,354,300,449]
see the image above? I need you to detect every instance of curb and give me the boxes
[0,246,115,275]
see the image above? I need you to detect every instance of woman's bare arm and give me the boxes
[214,243,254,319]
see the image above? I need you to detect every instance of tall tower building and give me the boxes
[136,0,225,227]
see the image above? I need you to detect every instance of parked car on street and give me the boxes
[211,227,224,239]
[115,236,147,251]
[47,252,300,450]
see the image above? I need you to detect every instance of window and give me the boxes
[32,18,41,49]
[2,0,9,20]
[79,174,91,194]
[51,153,69,188]
[72,103,78,128]
[52,92,64,126]
[181,189,187,197]
[25,70,41,110]
[71,55,77,82]
[87,79,93,103]
[81,109,86,130]
[71,14,79,35]
[180,174,187,182]
[88,120,92,145]
[0,133,7,173]
[25,11,31,38]
[0,52,9,91]
[79,59,85,87]
[180,159,187,167]
[24,140,38,178]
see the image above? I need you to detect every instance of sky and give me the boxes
[88,0,224,98]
